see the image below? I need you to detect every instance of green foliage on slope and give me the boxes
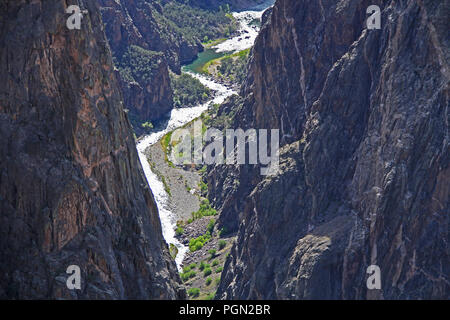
[170,73,212,108]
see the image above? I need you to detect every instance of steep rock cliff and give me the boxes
[98,0,180,125]
[0,0,184,299]
[99,0,202,73]
[214,0,449,299]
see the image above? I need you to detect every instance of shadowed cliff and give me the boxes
[0,0,184,299]
[212,0,449,299]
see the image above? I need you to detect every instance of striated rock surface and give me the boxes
[0,0,184,299]
[214,0,449,299]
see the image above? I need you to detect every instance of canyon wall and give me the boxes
[98,0,182,124]
[0,0,184,299]
[214,0,449,299]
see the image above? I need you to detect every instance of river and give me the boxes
[136,1,274,271]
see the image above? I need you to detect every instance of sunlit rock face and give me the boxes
[0,0,184,299]
[213,0,449,299]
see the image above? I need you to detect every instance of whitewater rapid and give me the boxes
[213,0,275,53]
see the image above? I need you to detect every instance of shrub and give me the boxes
[191,199,217,222]
[206,277,212,286]
[215,266,223,273]
[180,270,196,282]
[182,265,191,273]
[208,249,217,260]
[212,260,219,267]
[199,181,208,195]
[171,73,211,108]
[141,121,154,130]
[205,292,215,300]
[207,219,215,234]
[218,240,227,250]
[187,288,200,298]
[175,227,184,236]
[189,232,212,252]
[204,268,212,277]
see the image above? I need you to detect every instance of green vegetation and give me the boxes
[206,277,212,286]
[187,288,200,298]
[183,265,193,273]
[202,38,227,48]
[203,267,212,277]
[191,199,217,221]
[218,239,227,250]
[148,157,172,196]
[189,232,212,252]
[215,266,223,273]
[198,180,209,196]
[169,243,178,259]
[208,249,217,260]
[199,261,209,271]
[205,292,215,300]
[212,260,219,267]
[201,49,250,84]
[117,45,164,84]
[180,269,197,282]
[207,219,215,234]
[156,1,239,44]
[192,199,217,221]
[170,73,211,108]
[175,226,184,236]
[161,175,171,196]
[141,121,154,130]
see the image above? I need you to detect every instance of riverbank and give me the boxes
[145,142,200,222]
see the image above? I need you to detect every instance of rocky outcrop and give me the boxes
[115,46,174,126]
[98,0,181,125]
[0,0,184,299]
[99,0,202,73]
[213,0,449,299]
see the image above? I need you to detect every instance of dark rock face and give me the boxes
[214,0,449,299]
[0,0,184,299]
[99,0,202,72]
[98,0,181,124]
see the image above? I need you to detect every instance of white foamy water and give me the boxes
[136,73,236,271]
[213,1,275,53]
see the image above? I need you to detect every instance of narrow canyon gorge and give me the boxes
[0,0,448,301]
